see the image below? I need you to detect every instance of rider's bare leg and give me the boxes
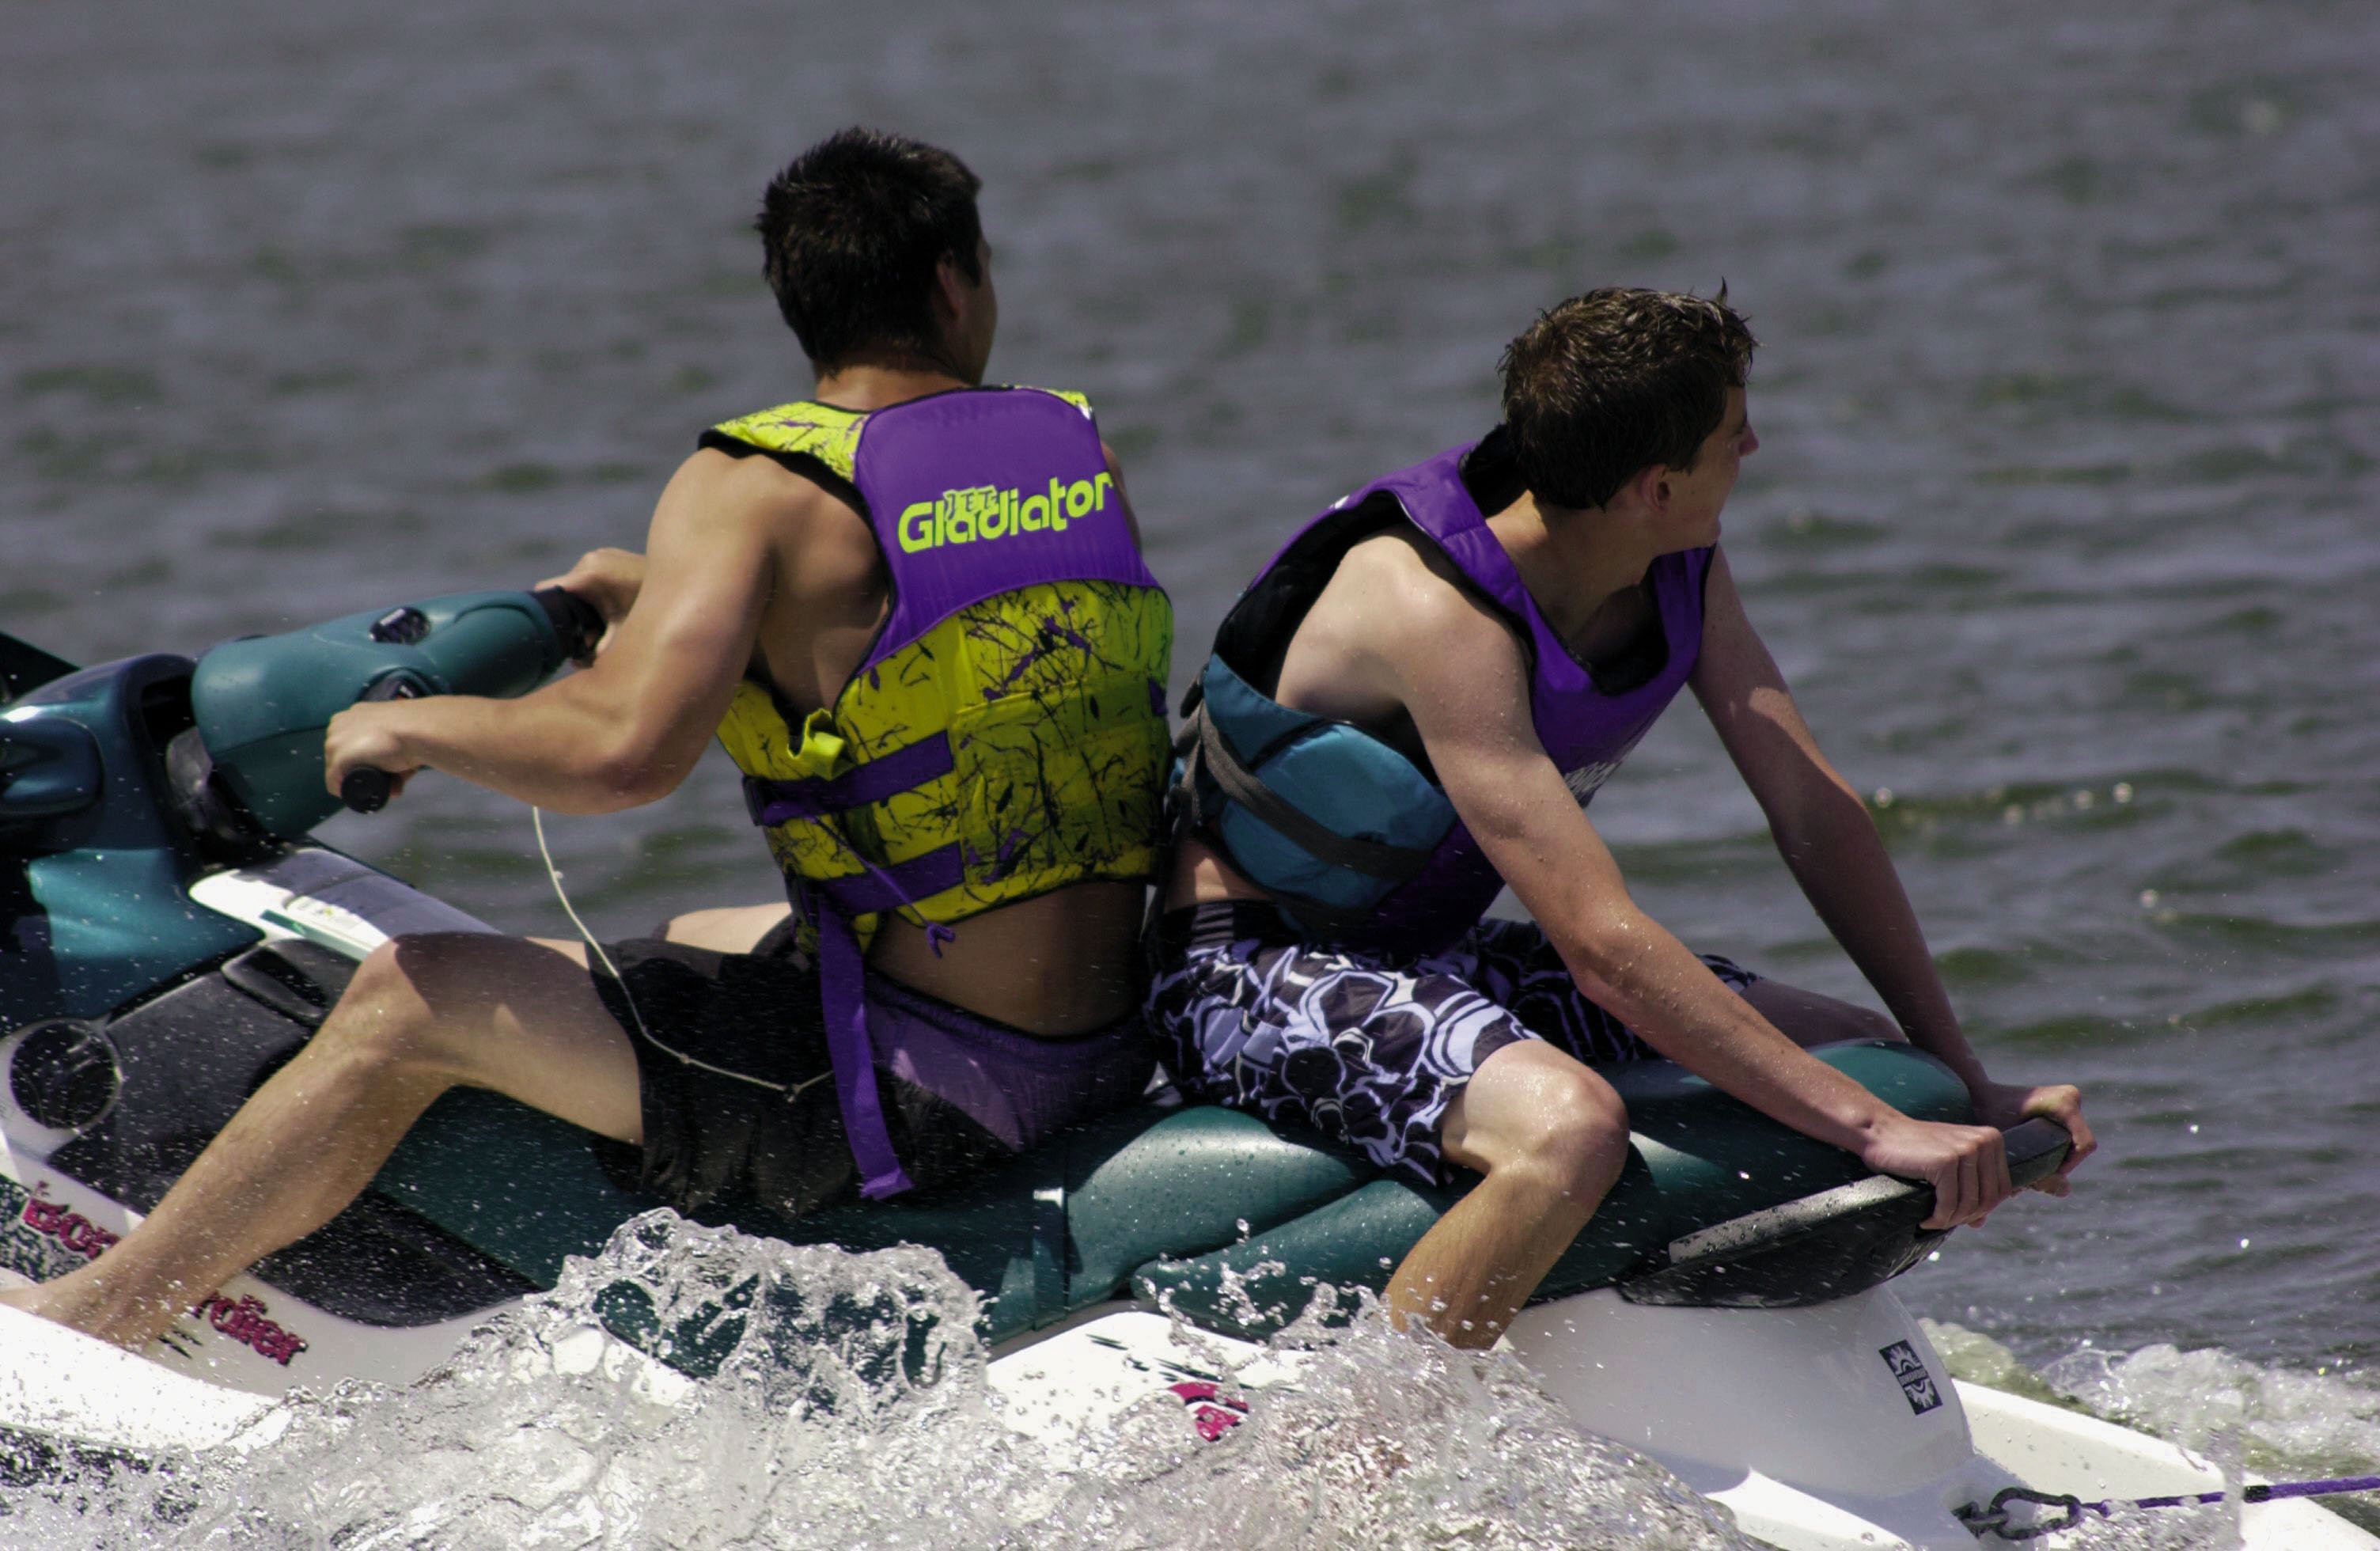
[661,902,793,954]
[0,932,640,1350]
[1382,1040,1630,1350]
[1376,981,1898,1350]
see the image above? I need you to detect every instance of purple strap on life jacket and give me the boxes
[809,844,967,918]
[745,734,956,827]
[813,907,911,1199]
[788,836,964,1202]
[1370,446,1711,768]
[745,738,965,1196]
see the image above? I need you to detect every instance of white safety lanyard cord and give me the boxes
[532,806,825,1098]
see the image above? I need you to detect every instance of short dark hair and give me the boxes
[1498,287,1757,510]
[754,127,984,371]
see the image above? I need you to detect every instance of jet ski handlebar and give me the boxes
[186,586,604,838]
[335,676,424,816]
[1616,1116,2074,1309]
[534,586,608,667]
[332,589,601,815]
[1997,1116,2075,1193]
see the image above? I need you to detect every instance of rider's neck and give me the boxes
[813,351,977,412]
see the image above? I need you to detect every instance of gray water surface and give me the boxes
[8,0,2378,1389]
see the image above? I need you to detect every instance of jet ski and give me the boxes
[1,592,2369,1549]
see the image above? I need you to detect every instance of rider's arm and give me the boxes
[1691,552,1977,1074]
[1688,551,2092,1177]
[324,449,787,814]
[1370,553,2012,1224]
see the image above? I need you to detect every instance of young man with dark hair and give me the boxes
[1154,286,2093,1350]
[5,127,1174,1348]
[754,127,989,370]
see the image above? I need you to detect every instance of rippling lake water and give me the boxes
[6,0,2378,1542]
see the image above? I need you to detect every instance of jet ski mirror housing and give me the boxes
[189,590,580,840]
[0,715,104,835]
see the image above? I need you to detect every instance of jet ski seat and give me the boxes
[377,1039,1988,1347]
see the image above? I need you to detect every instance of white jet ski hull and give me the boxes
[3,1281,2370,1549]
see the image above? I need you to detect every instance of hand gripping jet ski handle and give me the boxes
[187,587,600,839]
[337,675,426,815]
[337,589,604,814]
[1613,1117,2074,1309]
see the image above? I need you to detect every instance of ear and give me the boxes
[932,253,969,321]
[1629,461,1672,513]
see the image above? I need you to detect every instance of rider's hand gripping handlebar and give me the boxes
[337,675,424,814]
[334,587,601,816]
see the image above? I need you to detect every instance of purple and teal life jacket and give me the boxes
[707,386,1173,1198]
[1177,432,1708,956]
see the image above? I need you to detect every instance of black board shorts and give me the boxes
[588,924,1152,1219]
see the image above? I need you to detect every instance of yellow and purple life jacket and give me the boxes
[705,386,1172,1197]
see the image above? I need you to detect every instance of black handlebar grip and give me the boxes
[342,673,423,814]
[533,586,606,664]
[2001,1117,2073,1193]
[341,767,393,813]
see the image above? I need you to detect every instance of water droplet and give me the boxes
[2239,1237,2253,1250]
[2113,783,2133,804]
[2139,889,2160,907]
[1872,787,1895,808]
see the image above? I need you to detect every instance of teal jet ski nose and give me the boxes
[188,589,593,840]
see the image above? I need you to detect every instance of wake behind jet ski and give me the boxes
[2,590,2370,1548]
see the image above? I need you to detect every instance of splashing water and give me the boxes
[2043,1341,2380,1487]
[0,1212,1745,1549]
[1929,1320,2380,1549]
[1054,1256,1748,1549]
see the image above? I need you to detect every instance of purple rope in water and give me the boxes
[1971,1477,2380,1540]
[2105,1473,2380,1514]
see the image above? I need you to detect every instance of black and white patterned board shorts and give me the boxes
[1146,901,1760,1186]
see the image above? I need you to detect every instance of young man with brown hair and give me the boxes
[1154,287,2092,1348]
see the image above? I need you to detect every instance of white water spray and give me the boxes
[1,1214,1747,1549]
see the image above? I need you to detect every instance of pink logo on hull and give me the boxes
[1168,1379,1252,1442]
[16,1185,310,1368]
[19,1189,120,1261]
[191,1293,310,1367]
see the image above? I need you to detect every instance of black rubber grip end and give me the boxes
[341,768,392,813]
[533,586,605,664]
